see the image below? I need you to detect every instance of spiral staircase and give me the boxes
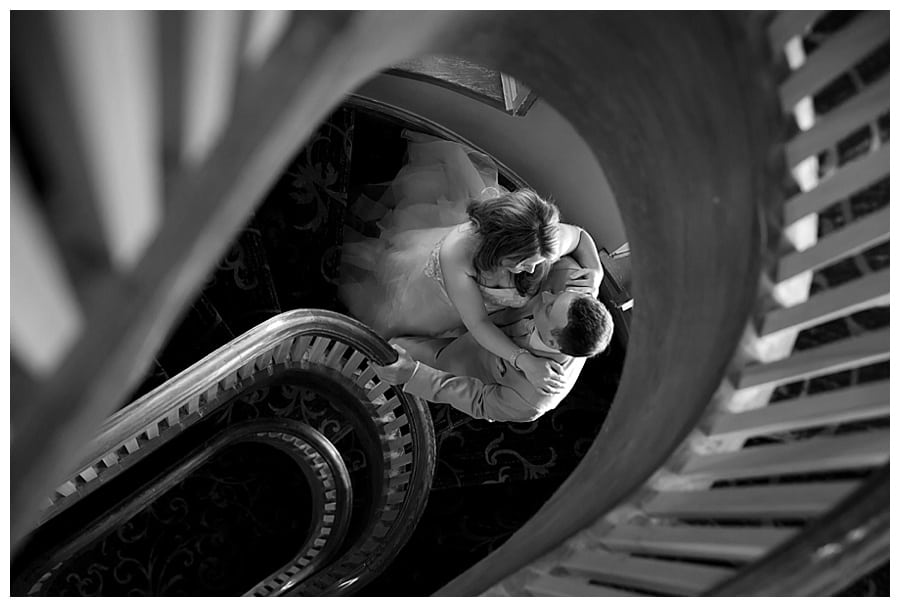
[10,11,889,596]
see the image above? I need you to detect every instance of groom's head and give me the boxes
[532,290,613,357]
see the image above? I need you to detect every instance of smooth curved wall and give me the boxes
[429,12,779,595]
[353,73,628,252]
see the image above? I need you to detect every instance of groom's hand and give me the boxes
[372,345,418,385]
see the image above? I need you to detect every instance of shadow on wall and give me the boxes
[354,73,628,253]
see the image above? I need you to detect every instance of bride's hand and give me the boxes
[568,268,603,297]
[518,353,566,396]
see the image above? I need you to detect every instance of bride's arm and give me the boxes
[557,223,604,296]
[441,243,564,395]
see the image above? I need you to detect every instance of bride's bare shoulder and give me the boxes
[440,224,478,274]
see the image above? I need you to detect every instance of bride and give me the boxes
[339,131,603,394]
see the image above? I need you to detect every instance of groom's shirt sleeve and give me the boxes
[402,362,551,423]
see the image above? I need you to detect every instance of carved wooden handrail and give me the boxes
[36,309,398,523]
[15,420,353,597]
[18,308,437,597]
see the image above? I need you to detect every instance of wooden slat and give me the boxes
[56,481,78,498]
[11,156,84,375]
[384,414,408,436]
[704,466,889,597]
[272,340,292,363]
[679,430,889,482]
[243,10,291,69]
[525,574,640,597]
[341,349,367,377]
[101,451,120,468]
[307,336,330,362]
[291,335,313,361]
[561,549,733,595]
[166,407,181,428]
[10,13,113,301]
[367,380,391,402]
[709,381,889,441]
[53,12,162,269]
[324,341,349,369]
[737,328,888,390]
[254,349,274,370]
[182,11,244,165]
[601,525,792,562]
[778,205,889,281]
[158,11,189,183]
[376,396,401,418]
[785,76,889,167]
[237,359,256,380]
[355,366,377,388]
[768,11,827,58]
[783,143,889,226]
[779,12,889,112]
[761,269,888,336]
[643,482,859,519]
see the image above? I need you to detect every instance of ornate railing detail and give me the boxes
[17,309,435,596]
[17,420,353,597]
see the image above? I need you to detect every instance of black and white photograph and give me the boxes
[7,8,891,598]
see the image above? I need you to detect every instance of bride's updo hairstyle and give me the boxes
[467,189,561,295]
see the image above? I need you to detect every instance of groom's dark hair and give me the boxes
[555,295,613,357]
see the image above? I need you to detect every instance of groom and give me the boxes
[372,257,613,423]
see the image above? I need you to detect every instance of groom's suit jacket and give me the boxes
[400,260,588,423]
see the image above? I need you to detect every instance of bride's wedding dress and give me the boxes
[338,131,529,339]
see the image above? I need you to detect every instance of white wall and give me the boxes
[352,73,628,252]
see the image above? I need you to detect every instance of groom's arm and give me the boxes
[371,347,553,423]
[403,362,553,423]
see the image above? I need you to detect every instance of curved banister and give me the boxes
[32,309,409,524]
[16,420,354,597]
[242,420,354,597]
[24,307,436,597]
[36,309,401,528]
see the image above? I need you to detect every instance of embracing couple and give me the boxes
[338,131,613,423]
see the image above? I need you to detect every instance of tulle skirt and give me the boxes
[338,131,506,339]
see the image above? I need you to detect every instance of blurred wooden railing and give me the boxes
[11,10,888,596]
[10,10,461,546]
